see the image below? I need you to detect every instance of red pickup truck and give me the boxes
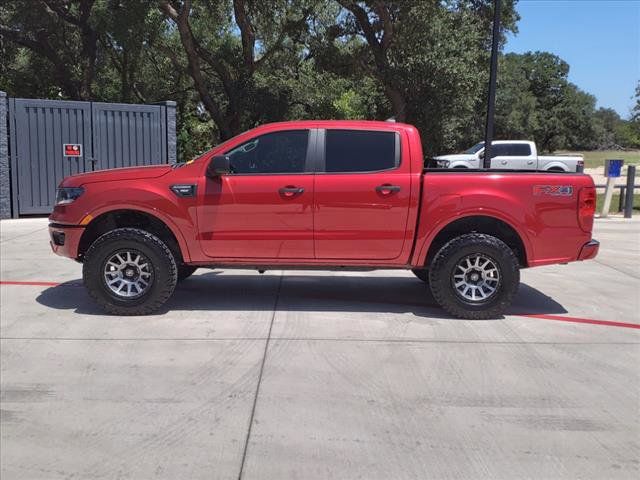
[49,120,598,319]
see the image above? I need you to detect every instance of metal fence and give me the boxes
[0,92,176,218]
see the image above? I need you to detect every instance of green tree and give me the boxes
[96,1,170,103]
[494,53,538,142]
[4,1,632,156]
[495,52,598,152]
[614,81,640,148]
[0,0,101,100]
[157,0,318,141]
[632,81,640,122]
[308,0,519,155]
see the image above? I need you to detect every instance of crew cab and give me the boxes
[49,121,598,319]
[434,140,584,172]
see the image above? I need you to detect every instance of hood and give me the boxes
[60,164,173,187]
[433,154,476,161]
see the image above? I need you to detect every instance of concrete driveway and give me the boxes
[1,218,639,479]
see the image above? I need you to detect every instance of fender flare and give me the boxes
[448,161,473,169]
[541,161,570,172]
[82,203,192,262]
[413,210,534,267]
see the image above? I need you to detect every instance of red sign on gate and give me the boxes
[63,144,82,157]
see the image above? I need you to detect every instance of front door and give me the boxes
[198,129,315,259]
[313,129,412,260]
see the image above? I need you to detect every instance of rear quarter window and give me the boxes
[324,130,398,173]
[510,144,532,156]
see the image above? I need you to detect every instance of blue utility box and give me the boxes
[604,159,624,178]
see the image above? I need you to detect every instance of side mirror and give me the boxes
[479,151,485,160]
[206,155,231,178]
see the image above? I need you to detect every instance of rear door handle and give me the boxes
[375,184,401,195]
[279,186,304,197]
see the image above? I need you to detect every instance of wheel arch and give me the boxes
[78,208,190,263]
[420,215,529,269]
[542,162,569,172]
[449,161,473,169]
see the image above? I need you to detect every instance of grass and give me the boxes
[555,150,640,169]
[596,193,640,213]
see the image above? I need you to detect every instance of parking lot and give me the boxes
[1,217,639,479]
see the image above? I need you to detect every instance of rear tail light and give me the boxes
[578,187,596,232]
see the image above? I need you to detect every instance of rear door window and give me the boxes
[508,143,532,156]
[324,130,398,173]
[493,143,531,157]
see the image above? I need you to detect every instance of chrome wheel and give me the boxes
[103,250,153,298]
[452,254,500,303]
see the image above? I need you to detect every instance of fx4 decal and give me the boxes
[533,185,574,197]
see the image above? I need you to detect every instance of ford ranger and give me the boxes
[49,121,599,319]
[434,140,584,172]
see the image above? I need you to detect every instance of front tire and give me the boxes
[83,228,177,315]
[428,234,519,319]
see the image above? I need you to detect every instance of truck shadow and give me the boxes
[35,271,567,319]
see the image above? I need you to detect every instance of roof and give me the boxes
[251,119,415,129]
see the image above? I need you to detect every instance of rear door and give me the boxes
[490,143,536,170]
[313,128,412,260]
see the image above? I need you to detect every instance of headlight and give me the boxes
[55,187,85,205]
[436,160,450,168]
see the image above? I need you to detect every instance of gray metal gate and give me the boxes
[92,102,167,170]
[5,97,175,217]
[9,99,93,215]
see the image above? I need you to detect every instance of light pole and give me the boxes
[483,0,501,169]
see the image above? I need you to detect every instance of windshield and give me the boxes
[464,142,484,154]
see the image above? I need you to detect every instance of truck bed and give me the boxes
[414,170,595,268]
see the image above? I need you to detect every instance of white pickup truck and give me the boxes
[434,140,584,172]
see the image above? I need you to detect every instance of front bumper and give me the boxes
[578,239,599,261]
[49,223,85,259]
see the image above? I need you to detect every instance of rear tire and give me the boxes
[428,233,519,319]
[83,228,177,315]
[411,269,429,283]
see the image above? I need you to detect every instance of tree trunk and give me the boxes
[78,27,97,100]
[386,86,407,122]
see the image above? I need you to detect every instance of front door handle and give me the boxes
[279,186,304,197]
[375,184,401,195]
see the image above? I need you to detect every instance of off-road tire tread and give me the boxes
[83,228,177,315]
[428,233,519,320]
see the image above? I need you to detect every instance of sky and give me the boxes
[504,0,640,118]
